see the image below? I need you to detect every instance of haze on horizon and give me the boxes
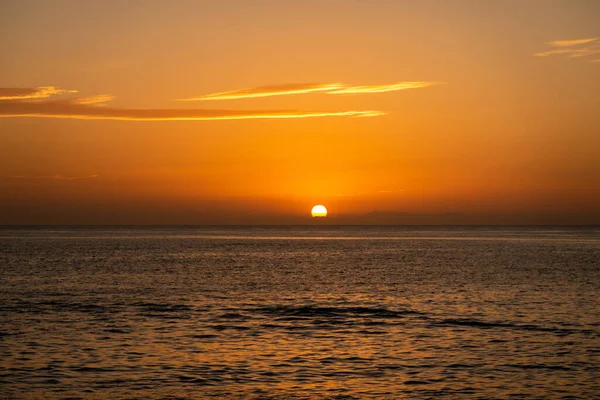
[1,0,599,225]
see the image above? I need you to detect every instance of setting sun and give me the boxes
[311,205,328,218]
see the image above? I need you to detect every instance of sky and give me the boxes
[1,0,599,225]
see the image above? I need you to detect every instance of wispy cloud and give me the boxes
[535,46,600,58]
[329,81,442,95]
[177,81,441,101]
[549,38,597,47]
[534,37,600,61]
[333,189,404,197]
[0,98,382,121]
[176,83,344,101]
[567,46,600,58]
[333,192,366,197]
[0,86,77,101]
[534,49,574,57]
[0,80,440,121]
[0,87,384,121]
[72,94,115,105]
[378,189,405,194]
[10,174,99,180]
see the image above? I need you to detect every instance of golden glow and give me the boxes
[2,2,599,225]
[311,205,328,217]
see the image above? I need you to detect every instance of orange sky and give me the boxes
[1,0,599,224]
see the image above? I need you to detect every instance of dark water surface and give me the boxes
[1,226,599,399]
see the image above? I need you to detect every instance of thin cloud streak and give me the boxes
[10,174,99,180]
[177,81,441,101]
[549,38,597,47]
[378,189,405,194]
[328,81,442,95]
[534,38,600,61]
[0,99,384,121]
[176,83,344,101]
[0,86,77,101]
[566,45,600,58]
[535,46,600,58]
[333,189,404,197]
[72,94,115,105]
[534,49,573,57]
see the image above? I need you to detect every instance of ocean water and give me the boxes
[1,226,599,399]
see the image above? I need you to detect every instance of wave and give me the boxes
[436,318,598,336]
[2,299,109,314]
[501,363,574,371]
[252,305,422,319]
[134,302,192,313]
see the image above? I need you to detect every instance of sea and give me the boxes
[1,226,599,399]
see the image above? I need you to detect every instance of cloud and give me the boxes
[534,37,600,61]
[333,192,366,197]
[549,38,597,47]
[535,46,600,58]
[534,49,574,57]
[10,174,99,180]
[0,86,77,101]
[176,83,344,101]
[0,81,439,121]
[177,81,441,101]
[72,94,115,105]
[328,81,442,95]
[333,189,404,197]
[378,189,404,194]
[0,95,383,121]
[565,45,600,58]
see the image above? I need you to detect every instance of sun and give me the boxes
[311,205,328,217]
